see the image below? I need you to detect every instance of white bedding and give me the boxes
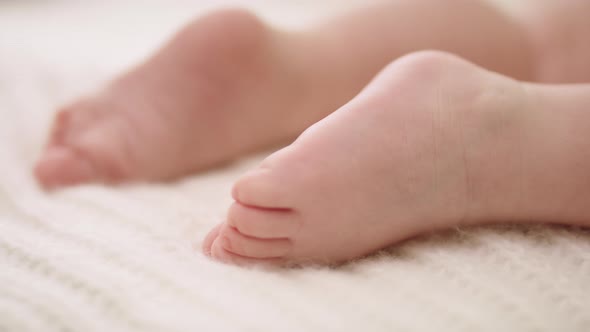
[1,1,589,331]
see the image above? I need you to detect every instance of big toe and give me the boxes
[35,145,100,190]
[231,166,297,209]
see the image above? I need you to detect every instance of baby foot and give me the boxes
[35,9,314,188]
[203,51,540,266]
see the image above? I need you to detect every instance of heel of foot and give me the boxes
[378,51,484,85]
[178,8,270,56]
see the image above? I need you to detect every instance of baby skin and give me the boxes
[35,1,590,265]
[36,0,537,187]
[35,9,317,186]
[203,52,590,265]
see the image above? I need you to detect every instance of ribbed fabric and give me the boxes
[1,2,589,332]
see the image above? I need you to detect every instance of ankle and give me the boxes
[517,84,590,225]
[180,9,271,50]
[456,73,532,224]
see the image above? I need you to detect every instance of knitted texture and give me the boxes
[1,2,589,332]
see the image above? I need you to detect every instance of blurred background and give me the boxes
[0,0,359,71]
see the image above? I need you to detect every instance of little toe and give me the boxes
[202,223,222,256]
[231,168,295,208]
[227,202,300,239]
[218,223,292,258]
[49,109,73,145]
[50,102,103,146]
[35,145,99,190]
[210,236,284,267]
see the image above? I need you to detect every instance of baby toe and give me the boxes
[35,145,99,190]
[50,101,104,145]
[202,223,223,256]
[218,223,292,258]
[231,168,295,209]
[49,109,73,145]
[210,236,284,267]
[227,202,300,239]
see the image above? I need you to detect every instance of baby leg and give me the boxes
[37,1,538,188]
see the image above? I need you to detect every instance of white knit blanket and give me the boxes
[1,2,589,332]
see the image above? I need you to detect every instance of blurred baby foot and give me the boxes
[36,9,313,188]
